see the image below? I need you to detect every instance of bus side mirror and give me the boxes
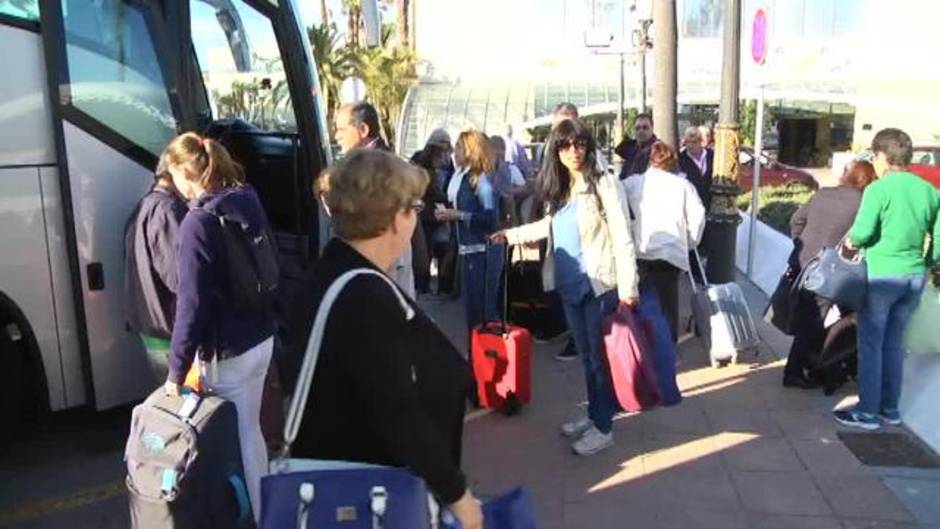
[362,0,381,47]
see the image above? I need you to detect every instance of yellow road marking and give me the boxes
[0,480,125,526]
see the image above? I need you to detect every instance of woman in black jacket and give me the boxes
[784,161,876,389]
[163,132,276,521]
[286,149,483,529]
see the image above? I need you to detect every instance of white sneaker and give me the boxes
[560,416,592,438]
[572,426,614,456]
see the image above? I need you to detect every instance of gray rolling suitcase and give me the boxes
[125,389,254,529]
[689,249,760,367]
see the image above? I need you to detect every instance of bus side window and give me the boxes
[0,0,39,22]
[190,0,297,133]
[61,0,177,156]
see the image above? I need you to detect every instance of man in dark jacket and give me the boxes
[333,101,420,297]
[678,126,715,285]
[678,126,714,210]
[124,171,188,383]
[334,101,390,152]
[616,113,657,179]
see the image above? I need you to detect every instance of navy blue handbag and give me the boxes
[799,243,867,311]
[482,487,537,529]
[260,269,432,529]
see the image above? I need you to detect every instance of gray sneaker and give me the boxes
[560,416,592,438]
[572,426,614,455]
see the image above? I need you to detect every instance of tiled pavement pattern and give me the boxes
[1,274,937,528]
[424,273,940,529]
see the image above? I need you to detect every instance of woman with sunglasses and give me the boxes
[492,119,639,456]
[436,130,505,341]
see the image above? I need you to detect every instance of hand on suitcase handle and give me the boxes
[164,380,181,397]
[489,231,508,244]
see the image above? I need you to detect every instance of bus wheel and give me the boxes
[0,323,29,450]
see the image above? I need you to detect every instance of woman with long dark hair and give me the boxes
[493,119,639,456]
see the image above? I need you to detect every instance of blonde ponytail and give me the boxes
[159,132,244,192]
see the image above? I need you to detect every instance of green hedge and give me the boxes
[736,183,816,236]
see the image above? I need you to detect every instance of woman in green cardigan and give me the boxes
[834,128,940,430]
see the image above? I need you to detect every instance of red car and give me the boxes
[736,146,819,193]
[910,146,940,189]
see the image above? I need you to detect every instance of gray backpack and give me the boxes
[125,389,253,528]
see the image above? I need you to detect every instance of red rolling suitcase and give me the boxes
[471,243,532,414]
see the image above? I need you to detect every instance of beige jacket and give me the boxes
[504,173,639,301]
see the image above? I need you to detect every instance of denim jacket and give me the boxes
[453,171,500,252]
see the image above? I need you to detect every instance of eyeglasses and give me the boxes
[558,139,589,151]
[634,124,651,131]
[409,199,425,213]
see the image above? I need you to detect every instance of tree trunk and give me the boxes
[320,0,330,28]
[396,0,410,48]
[652,0,678,151]
[346,5,361,48]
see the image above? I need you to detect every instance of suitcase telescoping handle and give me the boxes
[483,239,511,335]
[689,247,711,292]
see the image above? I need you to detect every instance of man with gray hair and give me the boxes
[678,125,714,284]
[332,101,416,298]
[678,126,714,210]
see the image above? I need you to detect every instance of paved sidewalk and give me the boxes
[420,276,940,529]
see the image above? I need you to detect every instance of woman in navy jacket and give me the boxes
[435,130,504,337]
[163,132,275,521]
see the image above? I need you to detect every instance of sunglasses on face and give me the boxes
[558,139,589,151]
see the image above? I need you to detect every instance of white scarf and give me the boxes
[447,166,470,205]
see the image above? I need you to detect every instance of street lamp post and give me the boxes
[706,0,743,284]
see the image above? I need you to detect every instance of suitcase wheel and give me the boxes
[500,392,521,416]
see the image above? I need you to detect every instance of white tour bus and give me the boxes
[0,0,361,439]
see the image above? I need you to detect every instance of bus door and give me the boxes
[39,0,181,408]
[187,0,329,315]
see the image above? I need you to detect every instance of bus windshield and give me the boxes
[191,0,297,133]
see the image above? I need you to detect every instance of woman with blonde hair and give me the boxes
[163,132,276,520]
[493,119,639,456]
[436,130,504,338]
[287,149,483,529]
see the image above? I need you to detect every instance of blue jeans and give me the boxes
[562,289,619,434]
[857,274,926,416]
[460,245,505,333]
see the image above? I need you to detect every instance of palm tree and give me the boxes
[389,0,411,49]
[342,0,363,48]
[319,0,330,28]
[350,24,416,145]
[308,23,355,129]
